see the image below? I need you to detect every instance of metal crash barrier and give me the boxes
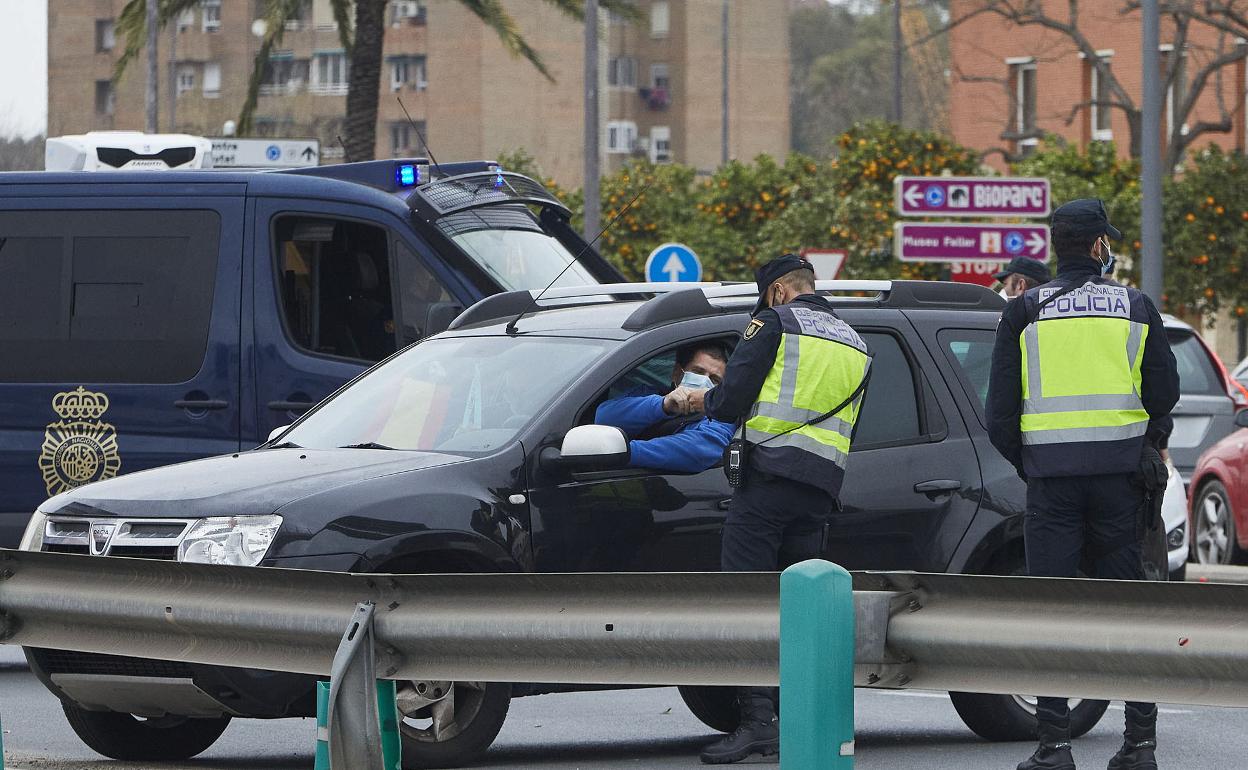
[3,549,1248,768]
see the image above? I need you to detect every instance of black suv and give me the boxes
[21,280,1112,767]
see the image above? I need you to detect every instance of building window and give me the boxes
[1089,55,1113,141]
[390,0,426,26]
[650,126,672,163]
[312,52,349,95]
[651,0,670,37]
[176,63,196,96]
[95,20,115,52]
[282,0,311,31]
[608,56,637,88]
[94,80,115,115]
[392,121,425,156]
[1163,46,1188,141]
[390,55,427,92]
[1010,59,1038,156]
[176,8,195,32]
[606,120,637,153]
[261,54,309,96]
[645,62,671,109]
[651,63,670,90]
[201,0,221,33]
[203,62,221,97]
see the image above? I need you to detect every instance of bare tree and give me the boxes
[942,0,1248,170]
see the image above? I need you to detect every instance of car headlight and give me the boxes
[177,515,283,566]
[1168,521,1187,549]
[18,510,47,552]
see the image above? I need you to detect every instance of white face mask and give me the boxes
[680,371,714,390]
[999,288,1011,301]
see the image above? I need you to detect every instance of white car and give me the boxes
[1161,458,1190,580]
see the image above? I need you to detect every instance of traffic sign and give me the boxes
[800,249,846,279]
[210,137,320,168]
[894,222,1049,262]
[645,243,703,282]
[894,176,1050,218]
[949,261,1009,287]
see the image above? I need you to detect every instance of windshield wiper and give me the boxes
[339,442,396,450]
[269,441,302,449]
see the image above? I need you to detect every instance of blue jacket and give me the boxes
[595,388,734,473]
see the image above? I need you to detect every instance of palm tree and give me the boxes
[115,0,638,161]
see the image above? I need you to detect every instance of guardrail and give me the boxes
[2,548,1248,769]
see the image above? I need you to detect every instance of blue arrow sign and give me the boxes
[925,185,946,207]
[645,243,702,283]
[1004,231,1025,255]
[266,144,282,161]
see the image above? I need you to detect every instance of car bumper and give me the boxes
[1162,463,1190,572]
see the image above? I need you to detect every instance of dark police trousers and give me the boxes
[1025,473,1153,729]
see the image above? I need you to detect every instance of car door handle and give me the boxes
[914,479,961,498]
[174,399,229,411]
[268,400,315,413]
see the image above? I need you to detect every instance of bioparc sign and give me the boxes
[893,176,1050,218]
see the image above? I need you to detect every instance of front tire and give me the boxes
[1193,480,1246,565]
[397,680,510,769]
[61,702,230,760]
[948,691,1108,742]
[679,685,739,733]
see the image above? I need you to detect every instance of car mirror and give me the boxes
[1235,410,1248,429]
[268,425,291,443]
[544,425,630,470]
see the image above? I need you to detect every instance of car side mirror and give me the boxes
[268,425,291,443]
[541,425,630,471]
[1235,410,1248,429]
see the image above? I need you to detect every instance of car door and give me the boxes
[826,311,985,572]
[525,325,737,573]
[248,198,467,445]
[0,201,243,547]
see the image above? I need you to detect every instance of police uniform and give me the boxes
[698,255,871,765]
[987,200,1179,770]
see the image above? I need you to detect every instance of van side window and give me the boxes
[0,210,219,383]
[274,216,396,362]
[393,240,456,344]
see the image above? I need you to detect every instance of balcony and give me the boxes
[638,86,670,111]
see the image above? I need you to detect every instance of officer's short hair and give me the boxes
[677,341,730,369]
[778,267,816,293]
[1052,220,1100,261]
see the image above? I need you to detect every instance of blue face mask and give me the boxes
[680,371,714,390]
[1099,238,1116,276]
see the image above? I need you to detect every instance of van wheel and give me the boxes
[397,680,510,769]
[679,685,739,733]
[61,702,230,760]
[948,692,1108,742]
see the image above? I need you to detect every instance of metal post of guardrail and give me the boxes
[312,602,401,770]
[780,559,855,769]
[1,708,5,770]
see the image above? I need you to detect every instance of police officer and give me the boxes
[995,254,1053,299]
[986,199,1179,770]
[688,254,871,765]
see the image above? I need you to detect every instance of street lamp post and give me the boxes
[1140,0,1163,303]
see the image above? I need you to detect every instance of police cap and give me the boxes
[1051,198,1122,241]
[992,255,1051,285]
[753,253,814,315]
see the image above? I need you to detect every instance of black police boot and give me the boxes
[1107,704,1158,770]
[699,692,779,764]
[1017,720,1075,770]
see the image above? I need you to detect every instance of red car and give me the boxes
[1188,410,1248,564]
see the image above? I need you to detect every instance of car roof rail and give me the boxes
[447,283,721,331]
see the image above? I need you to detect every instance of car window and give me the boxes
[939,328,995,423]
[853,332,923,448]
[0,209,219,383]
[281,336,609,453]
[1168,330,1225,397]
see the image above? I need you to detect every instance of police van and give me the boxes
[0,158,620,546]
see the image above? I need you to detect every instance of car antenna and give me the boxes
[504,179,654,336]
[397,96,441,176]
[336,135,353,164]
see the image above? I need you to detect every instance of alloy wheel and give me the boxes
[396,680,488,743]
[1196,490,1231,564]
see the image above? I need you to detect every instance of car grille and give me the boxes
[39,516,192,560]
[31,648,194,678]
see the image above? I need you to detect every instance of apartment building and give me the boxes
[48,0,789,185]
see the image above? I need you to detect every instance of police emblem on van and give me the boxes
[38,387,122,496]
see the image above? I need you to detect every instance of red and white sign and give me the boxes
[949,260,1007,287]
[800,249,846,280]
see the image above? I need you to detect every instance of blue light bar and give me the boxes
[396,163,419,187]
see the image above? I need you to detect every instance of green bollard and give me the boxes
[315,681,402,770]
[780,558,855,769]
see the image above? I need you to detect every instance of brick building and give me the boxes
[47,0,789,185]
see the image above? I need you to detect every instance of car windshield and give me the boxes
[452,229,597,291]
[281,336,610,453]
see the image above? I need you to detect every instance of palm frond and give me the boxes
[113,0,200,83]
[237,0,309,135]
[459,0,554,81]
[331,0,354,54]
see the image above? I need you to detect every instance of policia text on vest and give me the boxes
[985,198,1179,770]
[692,254,871,766]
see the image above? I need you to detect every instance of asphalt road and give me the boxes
[3,645,1247,770]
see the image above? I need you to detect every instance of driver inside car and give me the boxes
[595,342,735,473]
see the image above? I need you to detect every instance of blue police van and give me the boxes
[0,159,620,546]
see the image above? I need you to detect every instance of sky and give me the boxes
[0,0,47,139]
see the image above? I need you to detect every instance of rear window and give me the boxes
[1168,330,1225,396]
[939,328,995,424]
[0,210,220,383]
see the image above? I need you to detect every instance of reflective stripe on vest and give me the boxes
[738,309,870,470]
[1019,282,1149,447]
